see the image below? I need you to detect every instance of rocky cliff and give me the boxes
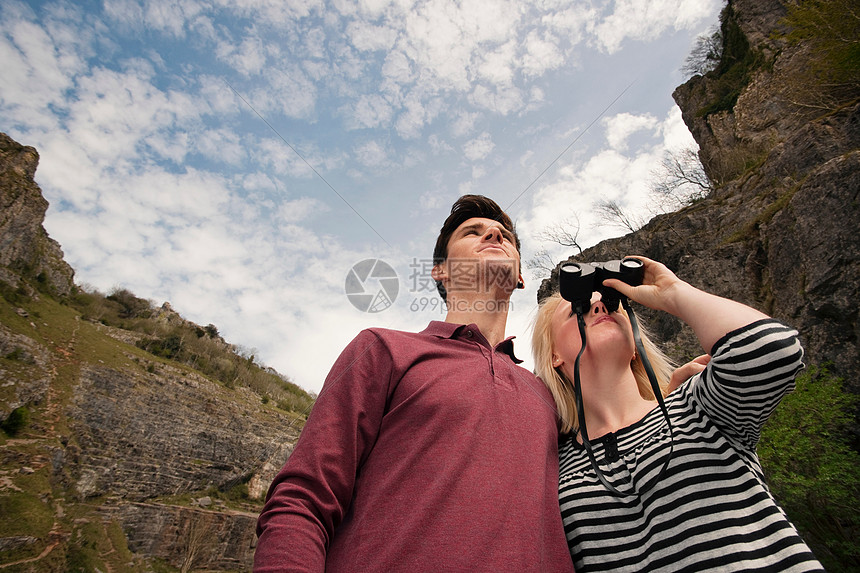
[539,0,860,391]
[0,134,74,299]
[0,135,305,571]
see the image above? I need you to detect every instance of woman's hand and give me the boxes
[602,257,684,314]
[668,354,711,392]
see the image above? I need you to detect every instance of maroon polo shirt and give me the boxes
[254,321,574,573]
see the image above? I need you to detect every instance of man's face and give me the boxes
[433,217,521,295]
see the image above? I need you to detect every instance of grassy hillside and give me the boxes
[0,281,313,571]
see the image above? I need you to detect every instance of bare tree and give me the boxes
[592,199,647,234]
[649,146,713,210]
[526,248,562,279]
[526,216,584,278]
[180,514,217,573]
[534,216,584,254]
[682,24,723,78]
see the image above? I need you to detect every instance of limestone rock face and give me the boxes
[0,324,53,417]
[99,502,260,571]
[540,0,860,390]
[0,133,74,297]
[68,363,297,502]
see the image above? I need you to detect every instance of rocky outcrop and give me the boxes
[0,132,303,571]
[0,133,74,297]
[67,362,297,502]
[99,499,260,570]
[540,0,860,390]
[0,322,53,416]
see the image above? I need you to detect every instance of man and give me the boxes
[254,195,575,572]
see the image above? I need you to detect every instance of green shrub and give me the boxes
[4,346,30,362]
[1,406,31,436]
[698,4,766,117]
[759,365,860,571]
[137,333,184,359]
[0,279,25,304]
[106,287,152,319]
[782,0,860,101]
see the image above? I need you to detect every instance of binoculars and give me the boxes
[559,257,644,313]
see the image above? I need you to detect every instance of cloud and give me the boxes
[469,83,524,115]
[254,135,322,179]
[475,40,518,85]
[348,93,394,129]
[277,197,328,223]
[218,33,267,76]
[194,127,246,165]
[213,0,322,26]
[660,105,697,152]
[0,7,82,129]
[394,93,430,139]
[354,139,390,168]
[347,20,398,52]
[102,0,147,33]
[141,0,196,37]
[427,134,454,155]
[449,109,479,138]
[35,136,103,208]
[246,66,318,120]
[380,49,415,93]
[463,132,495,161]
[49,63,203,170]
[595,0,721,53]
[521,29,564,78]
[603,112,658,151]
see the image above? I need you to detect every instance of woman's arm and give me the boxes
[604,257,769,354]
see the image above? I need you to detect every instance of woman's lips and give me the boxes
[592,315,615,326]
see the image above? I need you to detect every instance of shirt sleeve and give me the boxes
[692,318,804,450]
[253,329,392,572]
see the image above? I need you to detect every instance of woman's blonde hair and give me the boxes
[532,292,677,434]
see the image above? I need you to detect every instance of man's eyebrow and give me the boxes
[460,223,484,233]
[460,222,514,240]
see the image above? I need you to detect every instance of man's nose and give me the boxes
[483,227,503,243]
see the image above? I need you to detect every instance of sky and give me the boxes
[1,0,722,395]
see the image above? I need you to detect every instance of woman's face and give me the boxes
[549,293,636,373]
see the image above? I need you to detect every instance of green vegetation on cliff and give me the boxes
[697,3,767,118]
[0,278,311,571]
[760,366,860,571]
[782,0,860,107]
[67,285,314,415]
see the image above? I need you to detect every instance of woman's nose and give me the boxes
[591,300,608,315]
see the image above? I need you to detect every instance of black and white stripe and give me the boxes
[558,319,822,572]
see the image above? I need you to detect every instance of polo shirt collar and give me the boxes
[421,321,524,364]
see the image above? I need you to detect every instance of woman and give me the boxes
[532,256,823,572]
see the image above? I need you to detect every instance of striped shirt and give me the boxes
[558,319,824,572]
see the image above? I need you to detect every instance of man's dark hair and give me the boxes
[432,194,521,301]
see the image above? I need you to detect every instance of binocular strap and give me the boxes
[571,298,674,497]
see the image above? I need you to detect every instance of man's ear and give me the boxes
[431,264,446,282]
